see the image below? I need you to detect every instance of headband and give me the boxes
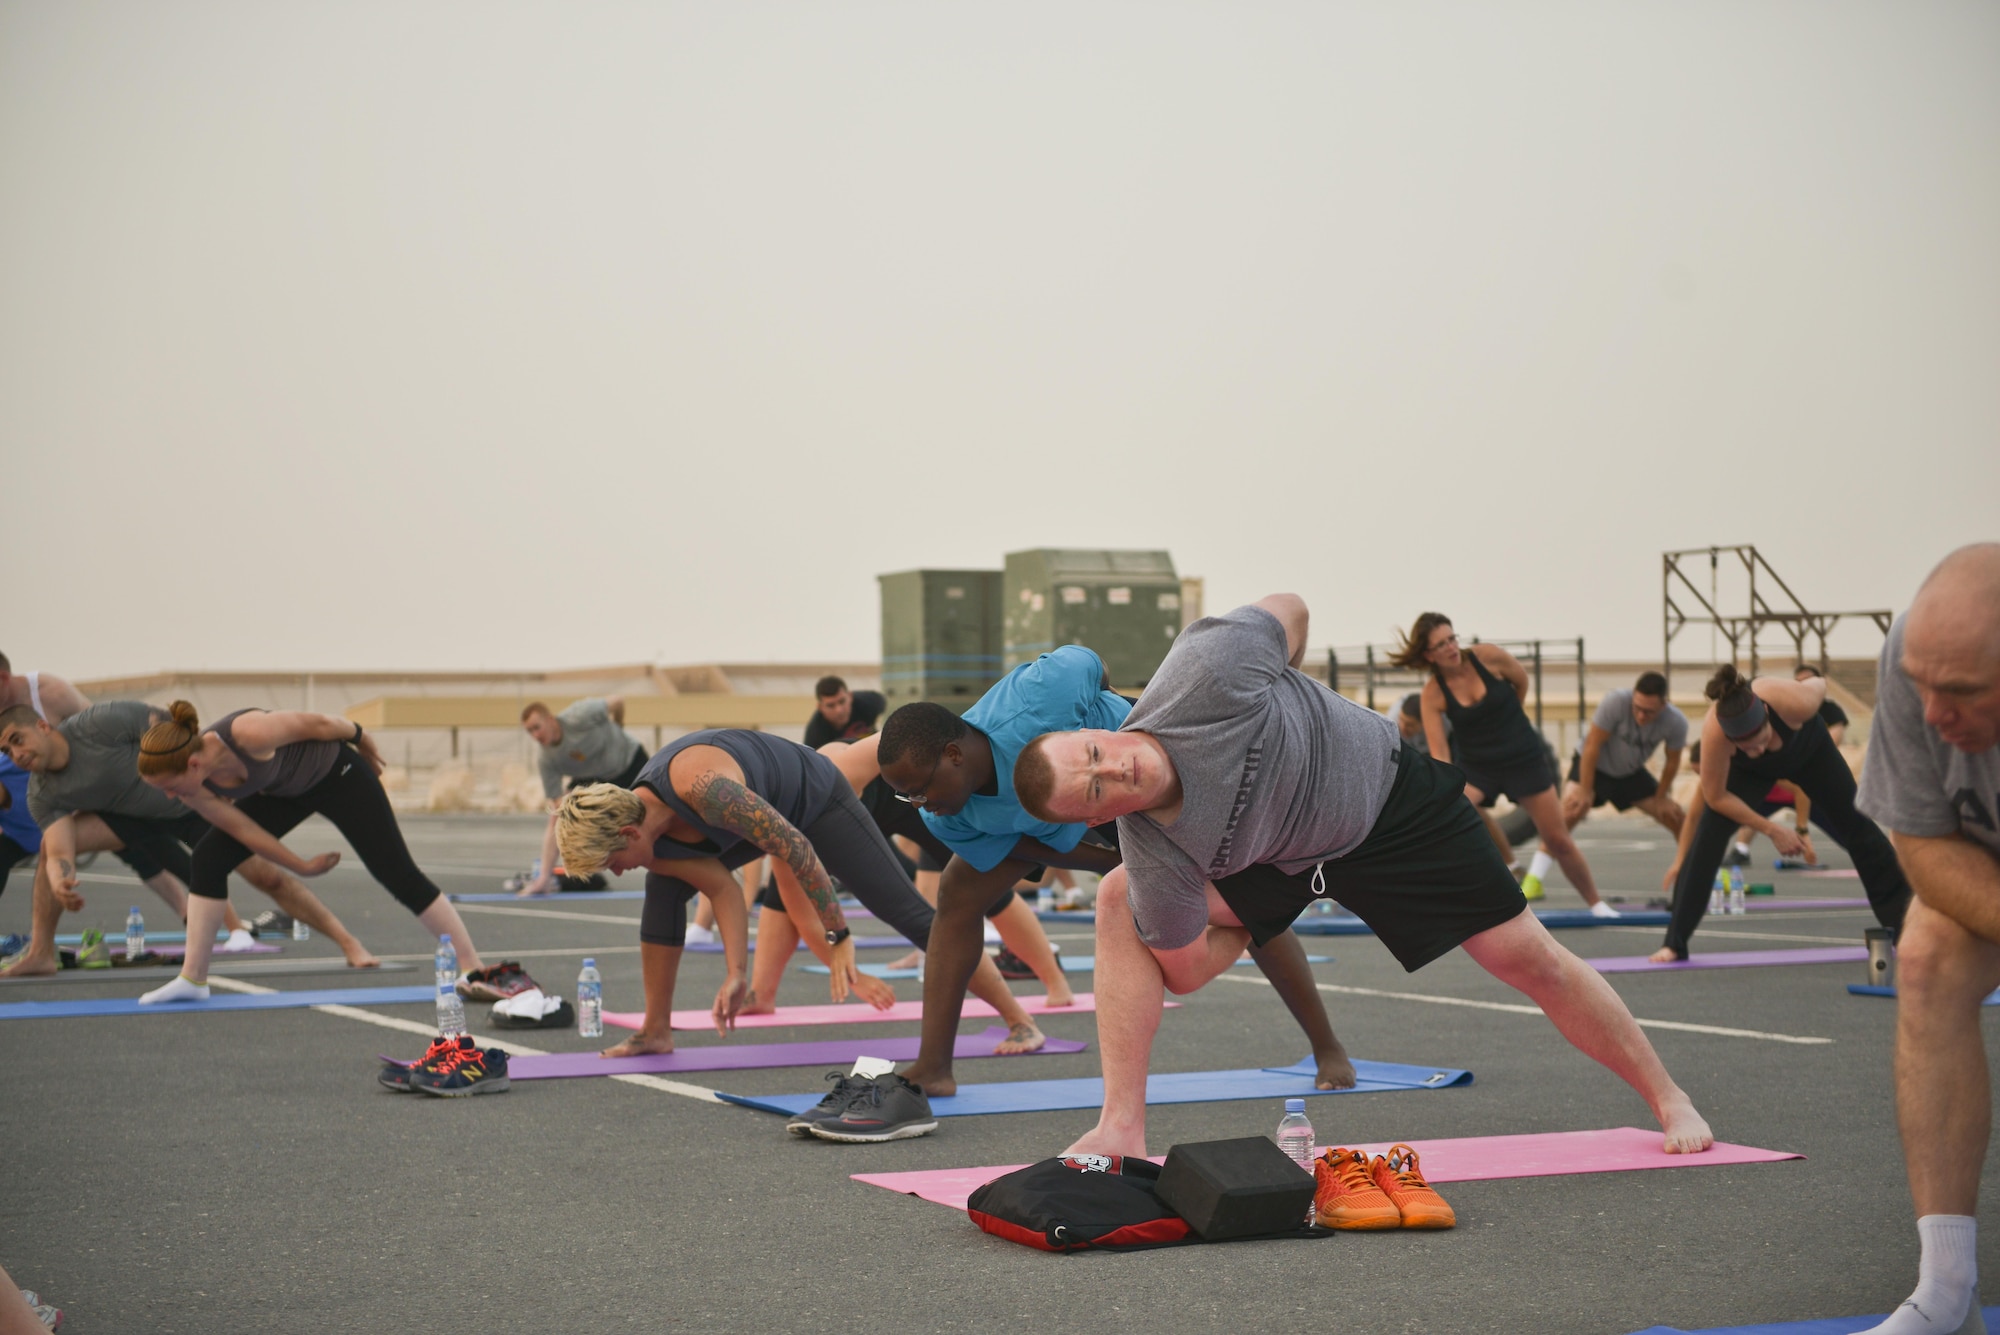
[1718,695,1769,741]
[139,724,198,756]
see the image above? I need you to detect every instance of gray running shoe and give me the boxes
[786,1070,869,1137]
[809,1074,938,1143]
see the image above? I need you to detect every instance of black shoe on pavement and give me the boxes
[808,1074,938,1143]
[786,1070,870,1137]
[247,909,295,939]
[991,944,1057,980]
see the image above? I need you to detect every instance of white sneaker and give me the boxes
[1589,901,1623,919]
[217,928,260,953]
[684,923,716,946]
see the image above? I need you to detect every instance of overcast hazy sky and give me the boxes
[4,2,1994,679]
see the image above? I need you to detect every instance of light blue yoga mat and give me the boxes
[801,953,1329,979]
[0,985,435,1020]
[1627,1306,2000,1334]
[1850,983,2000,1005]
[717,1057,1472,1117]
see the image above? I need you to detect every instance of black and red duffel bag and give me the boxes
[966,1155,1193,1252]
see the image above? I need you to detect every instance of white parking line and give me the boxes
[453,903,644,927]
[1209,972,1834,1045]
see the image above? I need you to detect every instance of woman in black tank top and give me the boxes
[1652,666,1909,961]
[1393,612,1616,916]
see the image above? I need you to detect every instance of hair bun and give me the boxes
[1704,664,1745,702]
[168,699,200,731]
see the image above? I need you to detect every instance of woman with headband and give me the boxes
[1649,665,1911,962]
[132,702,521,1005]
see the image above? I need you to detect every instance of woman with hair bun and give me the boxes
[1393,612,1618,917]
[134,701,519,1006]
[1648,664,1910,962]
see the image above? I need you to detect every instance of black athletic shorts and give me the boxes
[1565,755,1659,811]
[1454,750,1557,804]
[1212,744,1528,972]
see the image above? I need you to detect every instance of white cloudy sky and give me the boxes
[4,1,1994,679]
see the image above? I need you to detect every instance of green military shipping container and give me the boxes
[877,569,1005,713]
[1002,549,1182,690]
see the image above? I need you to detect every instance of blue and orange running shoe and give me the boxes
[409,1040,511,1098]
[378,1034,462,1092]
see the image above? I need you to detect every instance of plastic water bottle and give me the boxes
[434,936,466,1038]
[125,907,145,962]
[1037,883,1054,913]
[1727,867,1746,916]
[292,913,311,941]
[1276,1098,1317,1225]
[1708,873,1725,916]
[577,958,603,1038]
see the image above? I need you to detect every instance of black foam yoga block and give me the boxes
[1156,1137,1315,1241]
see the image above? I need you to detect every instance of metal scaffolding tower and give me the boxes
[1661,545,1892,690]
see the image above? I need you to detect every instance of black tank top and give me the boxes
[1439,652,1545,770]
[633,729,842,863]
[1724,708,1833,798]
[203,709,344,802]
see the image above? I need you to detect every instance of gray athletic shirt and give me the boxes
[1858,614,2000,861]
[538,699,641,799]
[27,701,189,828]
[1579,688,1689,778]
[1116,605,1401,951]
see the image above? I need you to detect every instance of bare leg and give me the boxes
[744,905,797,1014]
[903,858,1038,1097]
[1634,793,1686,839]
[602,940,682,1057]
[989,894,1074,1006]
[1518,788,1605,905]
[0,857,68,976]
[416,897,483,973]
[1894,897,2000,1217]
[886,869,937,971]
[1460,910,1711,1152]
[969,948,1043,1055]
[235,858,379,967]
[176,894,229,984]
[142,871,190,921]
[1247,929,1353,1088]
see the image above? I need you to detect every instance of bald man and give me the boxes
[1856,544,2000,1335]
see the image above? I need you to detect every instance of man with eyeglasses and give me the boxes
[871,646,1356,1103]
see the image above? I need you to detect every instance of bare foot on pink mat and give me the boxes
[994,1021,1046,1055]
[1659,1096,1714,1154]
[1062,1123,1147,1160]
[602,1033,674,1059]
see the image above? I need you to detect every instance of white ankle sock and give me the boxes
[1589,901,1622,918]
[684,923,716,945]
[139,974,211,1005]
[1860,1216,1981,1334]
[217,928,258,953]
[1732,840,1752,858]
[1527,851,1555,882]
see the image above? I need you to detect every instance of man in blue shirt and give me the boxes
[875,645,1354,1097]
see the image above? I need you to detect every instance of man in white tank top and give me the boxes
[0,654,90,723]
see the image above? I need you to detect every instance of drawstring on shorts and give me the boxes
[1310,862,1327,897]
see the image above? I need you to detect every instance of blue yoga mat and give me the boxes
[717,1057,1472,1117]
[1627,1306,2000,1334]
[1850,983,2000,1005]
[0,985,435,1020]
[1040,908,1669,932]
[801,953,1329,979]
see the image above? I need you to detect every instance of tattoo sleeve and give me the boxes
[687,773,843,931]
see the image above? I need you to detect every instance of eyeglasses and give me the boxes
[1427,634,1460,653]
[891,754,945,807]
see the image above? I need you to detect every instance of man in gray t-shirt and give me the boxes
[518,697,648,896]
[1012,596,1713,1162]
[1849,546,2000,1335]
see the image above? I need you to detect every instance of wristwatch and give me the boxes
[826,926,851,947]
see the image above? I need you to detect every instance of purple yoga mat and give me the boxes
[681,935,909,954]
[1591,946,1866,974]
[129,944,281,960]
[505,1026,1088,1079]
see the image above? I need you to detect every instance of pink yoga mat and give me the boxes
[1796,869,1859,879]
[605,991,1163,1032]
[853,1127,1803,1212]
[1590,946,1867,974]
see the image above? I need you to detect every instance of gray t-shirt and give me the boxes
[1579,688,1690,778]
[1117,605,1401,950]
[1858,614,2000,861]
[537,699,641,799]
[27,701,189,828]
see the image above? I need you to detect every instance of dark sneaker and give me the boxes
[785,1070,870,1137]
[1722,846,1751,868]
[379,1034,460,1092]
[247,909,295,938]
[808,1074,938,1143]
[991,945,1049,981]
[456,961,541,1002]
[409,1043,510,1098]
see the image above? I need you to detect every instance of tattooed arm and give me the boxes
[683,770,846,936]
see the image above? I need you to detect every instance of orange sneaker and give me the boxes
[1312,1148,1402,1230]
[1368,1144,1456,1229]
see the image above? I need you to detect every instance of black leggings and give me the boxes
[1664,745,1910,959]
[642,784,937,949]
[190,749,440,914]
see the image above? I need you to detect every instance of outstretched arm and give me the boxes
[1011,834,1122,874]
[1478,643,1532,699]
[1895,831,2000,945]
[225,711,380,772]
[178,788,341,878]
[682,771,845,936]
[1253,594,1309,668]
[1420,682,1451,762]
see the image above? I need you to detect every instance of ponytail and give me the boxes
[136,701,203,776]
[1389,612,1454,672]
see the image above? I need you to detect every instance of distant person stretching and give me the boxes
[1648,665,1910,964]
[1015,597,1713,1158]
[1394,614,1617,914]
[1520,672,1689,897]
[803,677,888,749]
[0,653,90,723]
[135,703,508,1004]
[517,698,649,896]
[1853,544,2000,1335]
[551,729,1044,1080]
